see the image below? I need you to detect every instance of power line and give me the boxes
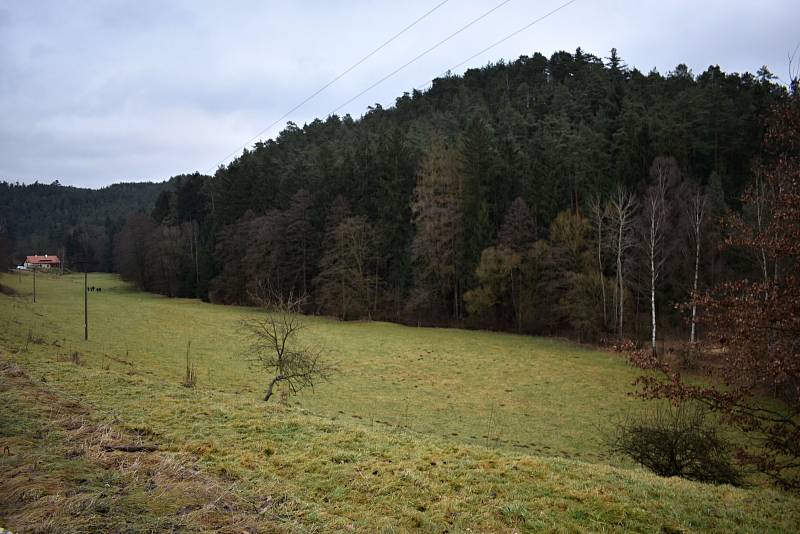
[328,0,516,115]
[210,0,575,174]
[415,0,580,92]
[209,0,451,172]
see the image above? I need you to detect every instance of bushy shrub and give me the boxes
[607,402,742,486]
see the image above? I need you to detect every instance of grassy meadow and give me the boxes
[1,272,645,463]
[1,271,799,532]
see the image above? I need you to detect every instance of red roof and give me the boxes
[25,255,61,265]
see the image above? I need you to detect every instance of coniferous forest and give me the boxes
[0,180,167,272]
[2,48,791,342]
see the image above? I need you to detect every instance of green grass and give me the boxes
[1,272,645,463]
[1,271,799,532]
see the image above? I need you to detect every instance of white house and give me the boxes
[23,254,61,270]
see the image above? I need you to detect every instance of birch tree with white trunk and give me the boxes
[608,188,638,339]
[686,187,706,344]
[641,157,677,355]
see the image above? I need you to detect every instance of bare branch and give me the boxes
[239,282,334,402]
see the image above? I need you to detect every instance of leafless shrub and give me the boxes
[240,282,334,402]
[606,402,742,486]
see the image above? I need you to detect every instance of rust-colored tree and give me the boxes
[631,97,800,490]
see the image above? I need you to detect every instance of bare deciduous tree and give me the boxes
[641,157,678,354]
[632,98,800,489]
[685,186,707,344]
[588,195,608,330]
[241,286,334,402]
[751,169,773,289]
[608,187,638,338]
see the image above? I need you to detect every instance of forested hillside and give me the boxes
[0,180,168,271]
[48,48,795,340]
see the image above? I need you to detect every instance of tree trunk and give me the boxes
[453,277,459,320]
[687,190,705,345]
[373,255,379,318]
[690,232,701,344]
[511,268,521,333]
[340,271,345,320]
[302,239,307,298]
[650,254,657,355]
[598,221,606,330]
[649,213,657,355]
[755,175,770,299]
[264,376,282,402]
[193,221,200,288]
[617,226,624,338]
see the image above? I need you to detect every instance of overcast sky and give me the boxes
[0,1,795,188]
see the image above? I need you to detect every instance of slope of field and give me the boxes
[0,272,646,464]
[1,272,799,532]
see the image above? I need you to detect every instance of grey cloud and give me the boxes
[0,0,795,187]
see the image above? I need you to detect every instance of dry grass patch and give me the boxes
[0,361,302,533]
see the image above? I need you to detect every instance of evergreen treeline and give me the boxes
[0,180,168,271]
[42,48,794,341]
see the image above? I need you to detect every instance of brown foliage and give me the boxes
[629,98,800,490]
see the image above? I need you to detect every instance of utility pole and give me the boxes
[77,257,89,340]
[84,268,88,341]
[32,267,36,303]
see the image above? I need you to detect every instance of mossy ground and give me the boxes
[1,272,798,532]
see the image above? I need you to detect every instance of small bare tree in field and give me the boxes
[241,286,334,402]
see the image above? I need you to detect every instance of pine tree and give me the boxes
[459,115,498,279]
[283,189,315,297]
[411,136,462,319]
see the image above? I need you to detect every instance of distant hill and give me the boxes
[0,180,169,269]
[124,47,788,333]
